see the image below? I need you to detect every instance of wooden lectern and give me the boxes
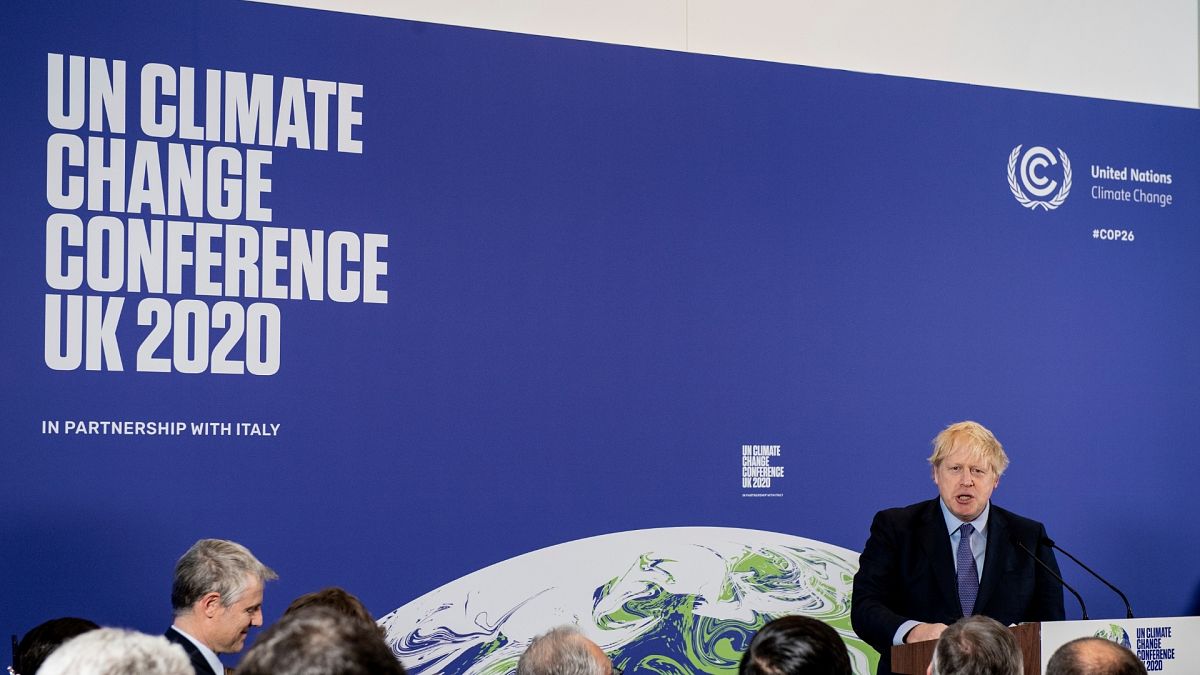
[892,623,1041,675]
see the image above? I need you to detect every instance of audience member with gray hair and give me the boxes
[237,606,407,675]
[1046,637,1147,675]
[37,628,192,675]
[166,538,277,675]
[928,615,1022,675]
[517,625,615,675]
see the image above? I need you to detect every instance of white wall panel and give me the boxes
[257,0,688,51]
[253,0,1199,107]
[688,0,1199,108]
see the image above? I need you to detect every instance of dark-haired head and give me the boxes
[739,615,852,675]
[13,617,100,675]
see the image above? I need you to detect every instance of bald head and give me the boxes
[517,626,612,675]
[1046,637,1146,675]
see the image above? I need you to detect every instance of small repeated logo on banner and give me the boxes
[741,444,784,497]
[1008,144,1072,210]
[1131,625,1178,672]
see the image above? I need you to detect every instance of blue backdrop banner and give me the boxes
[2,2,1198,673]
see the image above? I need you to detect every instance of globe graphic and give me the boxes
[379,527,876,674]
[1094,624,1132,649]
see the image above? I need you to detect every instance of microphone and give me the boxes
[1011,535,1088,620]
[1043,536,1134,619]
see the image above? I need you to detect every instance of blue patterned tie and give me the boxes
[957,523,979,616]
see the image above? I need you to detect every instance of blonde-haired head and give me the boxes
[928,420,1009,477]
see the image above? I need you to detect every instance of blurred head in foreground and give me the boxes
[38,628,191,675]
[738,615,852,675]
[238,606,407,675]
[12,616,100,675]
[284,587,382,636]
[517,625,614,675]
[929,615,1022,675]
[1046,637,1147,675]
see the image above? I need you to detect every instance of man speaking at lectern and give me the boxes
[851,421,1065,675]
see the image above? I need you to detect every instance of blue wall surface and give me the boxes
[2,1,1198,670]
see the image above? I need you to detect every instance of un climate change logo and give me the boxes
[1094,624,1132,649]
[1008,144,1071,210]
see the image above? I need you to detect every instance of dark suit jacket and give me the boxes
[165,626,221,675]
[850,499,1065,675]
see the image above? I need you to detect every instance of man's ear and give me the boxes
[198,592,224,618]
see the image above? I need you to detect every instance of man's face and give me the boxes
[932,443,999,522]
[209,576,264,653]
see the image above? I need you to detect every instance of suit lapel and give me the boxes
[165,627,220,675]
[976,506,1008,613]
[917,499,960,616]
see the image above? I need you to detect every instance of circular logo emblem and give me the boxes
[1008,145,1071,210]
[1094,623,1132,649]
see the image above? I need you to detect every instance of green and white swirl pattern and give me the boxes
[380,527,876,675]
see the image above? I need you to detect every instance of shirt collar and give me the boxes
[939,497,990,536]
